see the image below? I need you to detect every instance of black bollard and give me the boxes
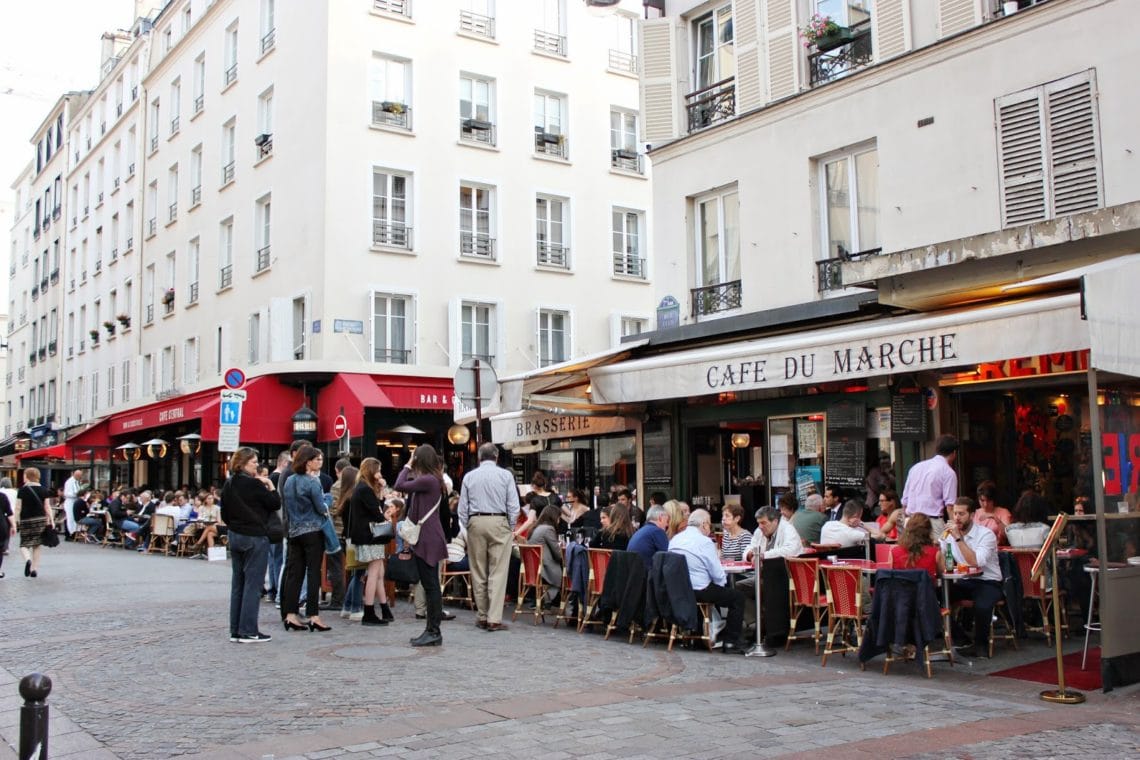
[18,673,51,760]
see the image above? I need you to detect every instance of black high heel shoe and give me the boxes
[308,620,332,632]
[283,619,307,631]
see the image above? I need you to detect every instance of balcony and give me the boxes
[193,94,204,114]
[168,203,178,222]
[534,29,566,57]
[188,281,199,304]
[94,260,102,274]
[224,63,238,86]
[191,185,202,205]
[816,257,844,293]
[110,248,118,261]
[459,10,494,38]
[30,285,38,301]
[170,116,180,135]
[613,253,646,278]
[462,353,495,369]
[116,102,123,116]
[371,101,411,130]
[145,304,154,324]
[147,218,157,237]
[373,219,412,250]
[610,149,643,174]
[691,280,742,318]
[163,300,175,316]
[149,135,158,153]
[255,133,273,159]
[534,129,567,159]
[686,78,736,132]
[40,276,49,291]
[113,177,120,190]
[536,241,569,269]
[260,28,276,54]
[127,162,135,176]
[808,23,873,88]
[373,348,411,364]
[131,85,138,100]
[49,268,59,283]
[125,236,133,251]
[221,161,235,185]
[256,245,271,272]
[608,49,638,75]
[459,118,495,146]
[97,191,104,205]
[460,231,495,260]
[48,340,57,355]
[29,352,37,366]
[38,347,46,360]
[219,264,233,290]
[373,0,411,18]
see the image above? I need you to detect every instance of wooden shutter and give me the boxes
[996,89,1047,226]
[1046,72,1101,216]
[733,0,763,112]
[267,298,292,361]
[762,0,798,101]
[872,0,911,63]
[937,0,982,38]
[639,17,679,145]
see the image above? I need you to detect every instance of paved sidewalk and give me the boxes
[0,544,1136,759]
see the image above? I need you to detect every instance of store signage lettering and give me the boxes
[704,333,957,390]
[975,351,1089,380]
[1102,432,1140,496]
[419,393,451,406]
[515,415,594,438]
[116,403,187,432]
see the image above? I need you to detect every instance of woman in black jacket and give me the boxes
[220,447,280,643]
[349,457,396,627]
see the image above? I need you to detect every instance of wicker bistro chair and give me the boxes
[786,557,827,654]
[821,565,865,666]
[147,513,176,555]
[1010,548,1069,645]
[952,597,1019,658]
[441,560,475,610]
[641,553,715,652]
[513,544,548,625]
[578,548,613,633]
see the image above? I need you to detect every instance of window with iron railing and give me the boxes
[373,0,411,18]
[608,49,637,74]
[224,63,238,85]
[256,245,271,272]
[373,220,412,250]
[371,101,411,130]
[536,241,568,268]
[188,281,199,304]
[459,10,494,38]
[460,231,495,260]
[221,161,235,185]
[219,264,233,290]
[534,30,566,57]
[460,118,495,146]
[260,29,275,54]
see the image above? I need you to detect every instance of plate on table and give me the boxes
[1126,556,1140,567]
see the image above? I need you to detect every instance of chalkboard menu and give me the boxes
[826,401,867,488]
[891,390,927,441]
[642,416,673,485]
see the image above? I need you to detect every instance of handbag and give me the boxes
[320,515,342,555]
[266,510,285,543]
[369,520,395,543]
[386,550,420,584]
[345,541,366,571]
[41,525,60,548]
[397,497,440,547]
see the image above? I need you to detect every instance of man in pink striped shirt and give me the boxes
[901,434,959,538]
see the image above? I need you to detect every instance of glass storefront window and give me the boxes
[768,414,825,505]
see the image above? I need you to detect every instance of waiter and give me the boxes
[901,434,959,538]
[458,442,520,632]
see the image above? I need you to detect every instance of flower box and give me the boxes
[380,101,406,115]
[162,289,175,305]
[815,27,855,52]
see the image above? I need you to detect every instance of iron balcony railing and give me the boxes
[691,279,742,318]
[373,0,411,17]
[372,101,411,130]
[459,10,494,38]
[191,185,201,205]
[224,63,238,85]
[145,304,154,324]
[462,352,495,367]
[256,134,273,158]
[168,202,177,222]
[219,264,233,289]
[373,219,412,249]
[149,135,158,153]
[460,231,495,260]
[460,118,495,146]
[610,149,643,173]
[261,28,276,54]
[686,77,736,132]
[613,253,645,278]
[222,161,235,184]
[373,348,411,364]
[808,23,873,87]
[147,218,157,237]
[170,116,180,135]
[256,245,271,272]
[608,49,638,74]
[188,281,199,304]
[816,257,844,292]
[534,29,566,56]
[536,241,568,268]
[534,129,567,158]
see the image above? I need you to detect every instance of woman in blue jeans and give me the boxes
[220,448,280,643]
[281,446,332,632]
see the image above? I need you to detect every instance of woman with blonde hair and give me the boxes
[663,499,690,539]
[349,457,396,626]
[14,467,54,578]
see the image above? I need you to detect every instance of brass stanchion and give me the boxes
[1040,542,1085,704]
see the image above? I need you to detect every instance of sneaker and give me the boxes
[339,610,350,619]
[229,633,239,642]
[238,632,272,643]
[348,611,364,621]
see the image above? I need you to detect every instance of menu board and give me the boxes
[891,390,927,441]
[827,401,867,488]
[642,416,672,485]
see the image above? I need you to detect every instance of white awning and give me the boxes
[590,294,1089,404]
[490,410,636,444]
[1084,255,1140,378]
[497,339,648,414]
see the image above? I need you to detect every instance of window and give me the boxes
[461,302,494,365]
[190,145,202,205]
[693,188,741,316]
[610,109,640,172]
[148,99,160,153]
[183,337,199,384]
[260,0,276,54]
[534,92,567,157]
[144,264,155,323]
[193,54,206,114]
[163,26,173,53]
[535,195,569,268]
[459,0,495,38]
[167,164,179,222]
[538,309,569,367]
[106,366,115,407]
[534,0,565,56]
[255,195,271,271]
[90,374,98,417]
[694,5,734,91]
[820,145,879,260]
[164,251,176,313]
[146,181,158,236]
[996,70,1102,227]
[808,0,872,86]
[183,6,192,34]
[372,169,411,249]
[219,218,234,289]
[612,208,645,278]
[459,74,495,145]
[370,56,411,129]
[221,120,236,184]
[373,0,411,18]
[248,313,261,364]
[161,346,175,392]
[121,360,131,403]
[47,379,56,418]
[142,354,153,396]
[256,88,274,157]
[215,326,225,374]
[188,237,200,303]
[169,79,181,135]
[224,24,239,85]
[459,183,494,260]
[621,316,647,337]
[608,13,638,73]
[372,292,412,364]
[292,296,306,360]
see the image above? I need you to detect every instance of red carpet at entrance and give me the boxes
[990,648,1102,691]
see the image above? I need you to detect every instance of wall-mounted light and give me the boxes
[731,433,751,449]
[447,423,471,446]
[177,433,202,455]
[115,442,141,461]
[142,438,169,459]
[291,405,318,442]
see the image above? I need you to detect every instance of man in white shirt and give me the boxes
[901,435,959,537]
[739,506,802,647]
[940,496,1003,658]
[820,501,874,548]
[63,469,85,536]
[669,509,746,654]
[745,506,803,562]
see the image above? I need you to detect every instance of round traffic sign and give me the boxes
[333,415,348,439]
[453,357,498,403]
[223,367,246,389]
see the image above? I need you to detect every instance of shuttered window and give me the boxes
[996,70,1101,227]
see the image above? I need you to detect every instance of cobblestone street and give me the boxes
[1,544,1137,759]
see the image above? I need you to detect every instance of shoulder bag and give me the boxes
[369,520,395,543]
[386,549,420,584]
[397,497,440,547]
[27,487,59,548]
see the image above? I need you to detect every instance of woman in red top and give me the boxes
[876,489,902,540]
[890,513,941,586]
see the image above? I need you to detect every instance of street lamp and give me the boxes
[446,423,471,446]
[142,438,169,459]
[177,433,202,490]
[116,442,141,489]
[291,405,318,443]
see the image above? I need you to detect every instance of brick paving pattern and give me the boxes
[0,544,1136,758]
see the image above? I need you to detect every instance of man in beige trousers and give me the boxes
[458,443,520,631]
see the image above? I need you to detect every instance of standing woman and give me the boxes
[395,444,448,647]
[220,447,280,642]
[14,468,54,578]
[349,458,395,627]
[280,446,332,632]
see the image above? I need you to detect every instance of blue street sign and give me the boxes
[223,367,246,389]
[220,400,243,426]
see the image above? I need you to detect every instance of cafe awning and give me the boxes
[589,294,1088,404]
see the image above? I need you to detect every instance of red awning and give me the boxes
[316,374,392,441]
[198,376,305,444]
[66,418,113,448]
[108,388,218,436]
[12,443,114,462]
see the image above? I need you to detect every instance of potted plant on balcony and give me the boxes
[89,328,100,344]
[103,320,116,335]
[380,101,405,115]
[613,147,639,161]
[799,13,852,52]
[462,117,492,131]
[116,313,131,328]
[162,288,175,305]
